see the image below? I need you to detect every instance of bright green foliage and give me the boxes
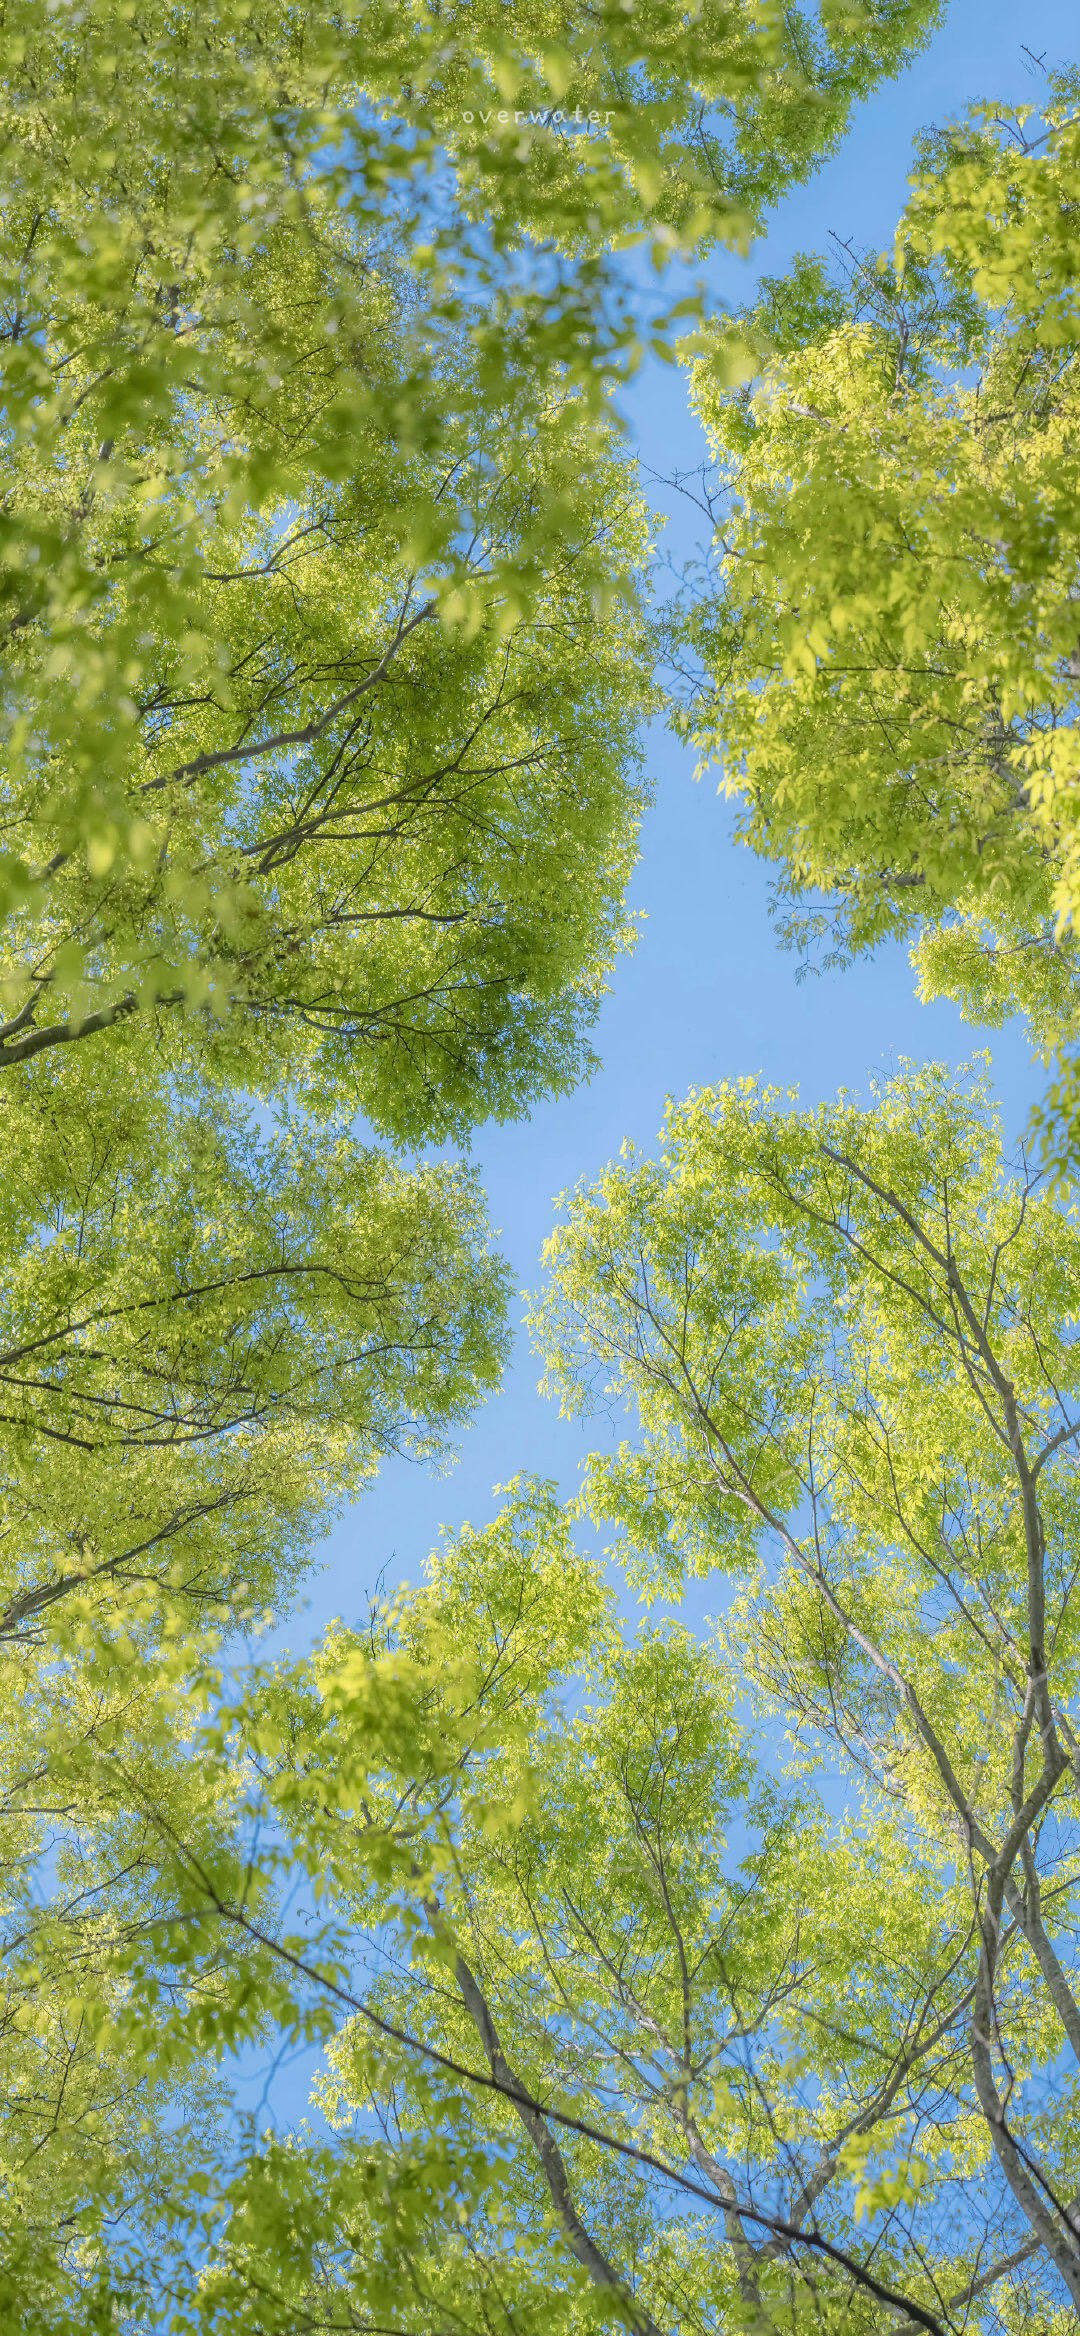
[0,10,668,2282]
[0,237,653,1131]
[16,1070,1080,2330]
[524,1066,1080,2321]
[2,0,667,1128]
[63,1065,1080,2329]
[0,1622,240,2332]
[0,1042,510,1651]
[0,0,939,1087]
[0,1037,510,2325]
[0,3,1018,2326]
[681,82,1080,1106]
[2,1486,604,2328]
[402,0,943,249]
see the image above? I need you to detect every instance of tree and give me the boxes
[0,1047,512,1648]
[0,1040,517,2332]
[0,235,654,1132]
[0,0,971,2318]
[531,1066,1080,2323]
[0,8,663,2304]
[0,0,940,1099]
[677,78,1080,1148]
[105,1066,1080,2332]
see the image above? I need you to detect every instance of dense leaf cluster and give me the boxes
[682,79,1080,1102]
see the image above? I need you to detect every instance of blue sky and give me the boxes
[288,0,1076,1640]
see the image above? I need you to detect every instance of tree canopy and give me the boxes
[7,4,1080,2333]
[680,78,1080,1145]
[0,0,941,1010]
[82,1069,1080,2329]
